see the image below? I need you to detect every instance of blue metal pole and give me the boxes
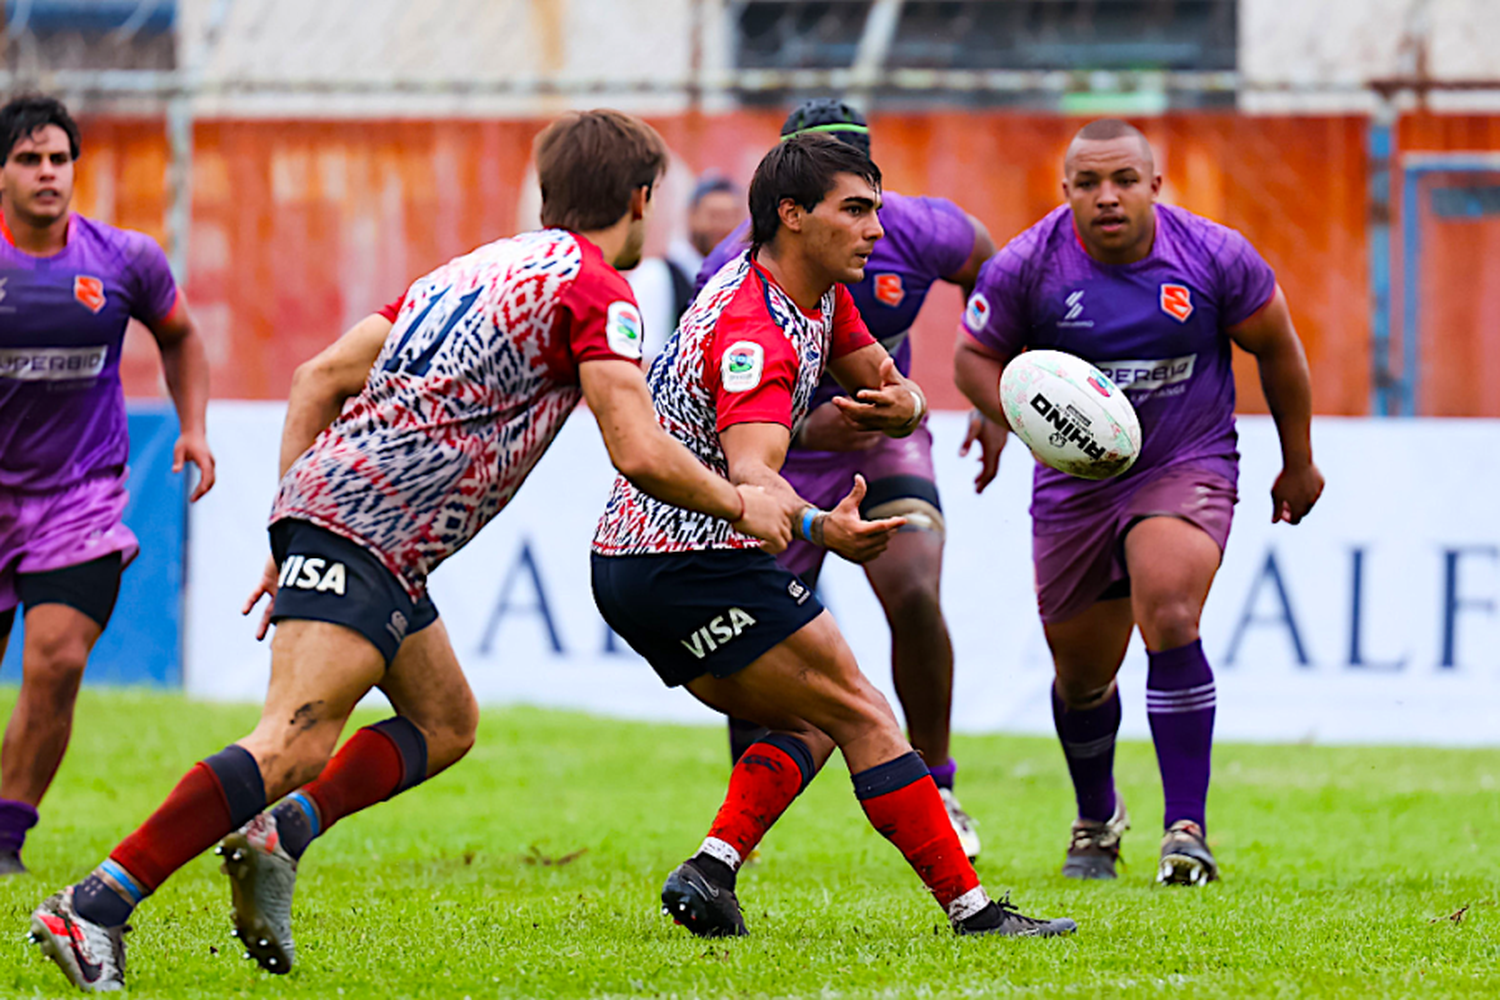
[1367,112,1394,416]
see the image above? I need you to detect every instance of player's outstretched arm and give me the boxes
[279,313,392,477]
[827,346,926,437]
[953,333,1017,492]
[146,293,216,501]
[580,360,796,553]
[1227,284,1325,525]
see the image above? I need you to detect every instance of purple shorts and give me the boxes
[1032,464,1237,624]
[0,472,139,613]
[778,423,938,580]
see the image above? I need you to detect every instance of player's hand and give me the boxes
[174,430,217,502]
[731,485,797,555]
[822,474,906,563]
[959,409,1009,493]
[242,555,279,641]
[831,358,923,434]
[1271,460,1324,525]
[795,401,882,452]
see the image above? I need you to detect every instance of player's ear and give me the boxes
[777,197,804,234]
[1150,173,1163,197]
[629,185,651,222]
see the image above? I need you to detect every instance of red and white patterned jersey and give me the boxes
[272,229,645,597]
[593,251,874,556]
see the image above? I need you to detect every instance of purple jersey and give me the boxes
[696,190,973,384]
[0,215,178,491]
[964,203,1275,523]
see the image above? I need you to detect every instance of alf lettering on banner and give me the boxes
[187,405,1500,746]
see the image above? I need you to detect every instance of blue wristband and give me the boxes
[800,507,820,544]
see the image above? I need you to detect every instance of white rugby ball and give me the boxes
[999,350,1142,480]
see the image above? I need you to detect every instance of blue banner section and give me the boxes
[1,404,186,687]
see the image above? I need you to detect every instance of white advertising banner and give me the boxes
[187,405,1500,746]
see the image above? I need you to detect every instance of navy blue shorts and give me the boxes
[591,548,824,688]
[269,519,438,664]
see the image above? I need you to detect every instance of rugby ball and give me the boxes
[999,350,1141,480]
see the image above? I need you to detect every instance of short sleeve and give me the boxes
[127,236,180,324]
[961,249,1031,358]
[1214,228,1277,328]
[708,310,799,432]
[830,283,876,358]
[907,196,976,280]
[557,245,646,366]
[377,293,406,323]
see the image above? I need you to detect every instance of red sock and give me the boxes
[698,735,815,870]
[111,746,265,892]
[854,752,985,920]
[300,719,426,834]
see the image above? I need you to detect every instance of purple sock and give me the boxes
[1051,684,1120,823]
[1146,639,1215,831]
[0,798,39,856]
[927,758,957,790]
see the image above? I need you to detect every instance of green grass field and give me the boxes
[2,688,1498,999]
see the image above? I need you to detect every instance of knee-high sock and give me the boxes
[853,751,987,923]
[726,717,769,765]
[1051,683,1121,823]
[0,798,38,856]
[695,734,816,888]
[270,717,428,861]
[74,745,265,927]
[1146,639,1215,830]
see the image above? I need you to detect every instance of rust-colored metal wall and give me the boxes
[71,112,1492,415]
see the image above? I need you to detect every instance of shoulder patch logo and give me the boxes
[963,291,990,332]
[721,340,765,393]
[74,275,106,314]
[873,273,905,307]
[1160,284,1193,323]
[605,300,644,359]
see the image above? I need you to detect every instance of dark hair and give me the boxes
[748,132,881,250]
[1066,117,1154,172]
[1,93,81,163]
[534,109,668,232]
[779,98,871,157]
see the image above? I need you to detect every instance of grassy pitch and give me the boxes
[1,688,1498,998]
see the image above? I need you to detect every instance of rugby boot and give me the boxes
[955,892,1078,937]
[1157,819,1218,886]
[1061,797,1129,880]
[0,849,27,875]
[660,859,748,938]
[218,812,298,973]
[939,788,983,861]
[29,887,128,992]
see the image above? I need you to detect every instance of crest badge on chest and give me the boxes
[1160,283,1193,323]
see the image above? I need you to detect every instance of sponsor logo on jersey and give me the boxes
[1160,283,1193,322]
[74,275,106,314]
[1095,354,1197,393]
[277,555,348,596]
[681,607,758,660]
[1029,392,1107,461]
[873,273,905,307]
[721,340,764,393]
[0,277,8,304]
[0,345,108,381]
[1059,289,1095,328]
[605,300,644,359]
[963,292,991,332]
[788,579,809,604]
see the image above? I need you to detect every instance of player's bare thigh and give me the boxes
[1043,598,1134,706]
[1122,515,1222,651]
[239,619,386,798]
[685,610,903,772]
[378,616,479,777]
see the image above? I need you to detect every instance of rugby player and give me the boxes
[695,100,1002,858]
[0,94,215,876]
[29,109,800,992]
[955,119,1324,885]
[593,132,1075,939]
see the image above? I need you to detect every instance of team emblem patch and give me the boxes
[605,300,644,359]
[75,275,106,314]
[873,273,905,307]
[963,292,991,332]
[1160,284,1193,322]
[721,340,764,393]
